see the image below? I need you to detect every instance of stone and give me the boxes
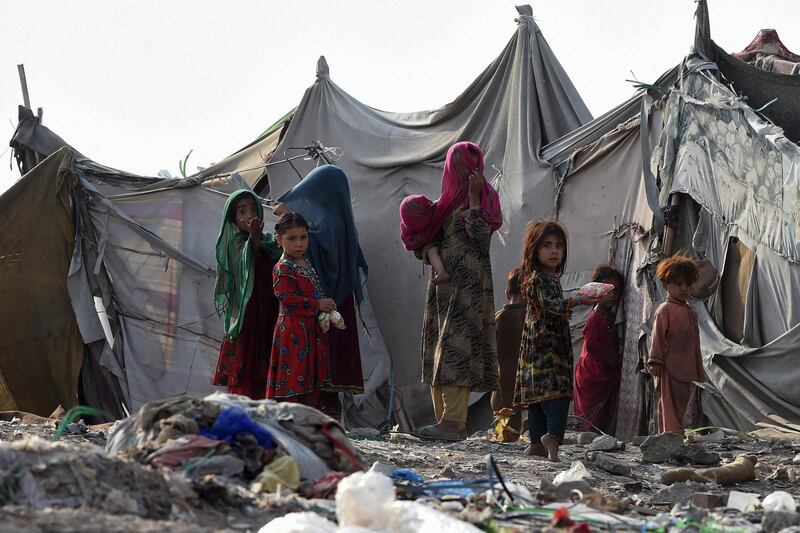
[438,465,457,478]
[762,511,800,533]
[691,492,727,509]
[650,482,707,505]
[641,432,684,463]
[623,481,643,493]
[670,444,721,466]
[793,452,800,465]
[576,432,598,445]
[591,452,632,476]
[591,434,620,452]
[630,435,648,447]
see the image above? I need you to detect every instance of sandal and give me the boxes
[414,424,462,442]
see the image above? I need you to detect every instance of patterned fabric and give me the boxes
[212,256,279,398]
[266,259,331,402]
[420,207,499,392]
[513,271,573,408]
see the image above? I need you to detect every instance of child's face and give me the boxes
[277,227,309,259]
[665,279,691,303]
[234,196,259,232]
[537,234,564,273]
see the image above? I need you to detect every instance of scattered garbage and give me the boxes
[727,490,761,512]
[762,490,797,513]
[553,461,593,484]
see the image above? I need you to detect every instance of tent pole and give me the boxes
[662,193,682,256]
[17,64,38,172]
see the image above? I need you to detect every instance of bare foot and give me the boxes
[541,434,560,462]
[432,271,450,286]
[525,443,547,458]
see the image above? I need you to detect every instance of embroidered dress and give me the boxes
[267,259,331,403]
[513,271,573,408]
[573,308,622,432]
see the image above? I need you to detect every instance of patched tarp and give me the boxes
[0,149,82,414]
[259,6,592,422]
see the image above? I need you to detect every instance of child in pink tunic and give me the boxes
[647,256,706,433]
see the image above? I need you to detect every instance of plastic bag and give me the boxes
[553,461,593,485]
[336,471,395,529]
[577,282,614,299]
[258,512,337,533]
[762,490,797,512]
[251,455,301,493]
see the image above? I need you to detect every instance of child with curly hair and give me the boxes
[647,255,706,432]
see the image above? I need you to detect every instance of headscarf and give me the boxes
[214,189,281,340]
[278,165,368,306]
[399,141,502,251]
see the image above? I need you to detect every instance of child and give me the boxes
[490,267,527,441]
[212,189,282,399]
[573,265,625,434]
[647,255,706,433]
[513,220,600,461]
[266,211,337,407]
[399,195,449,284]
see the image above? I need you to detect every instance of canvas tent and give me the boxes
[541,0,800,439]
[254,4,593,424]
[2,5,593,426]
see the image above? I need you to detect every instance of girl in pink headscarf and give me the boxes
[399,141,503,441]
[400,142,503,281]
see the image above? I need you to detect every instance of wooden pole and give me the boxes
[17,64,37,172]
[17,64,31,109]
[662,193,682,256]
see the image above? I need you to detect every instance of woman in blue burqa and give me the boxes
[274,165,367,419]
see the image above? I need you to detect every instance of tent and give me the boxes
[543,0,800,438]
[1,5,592,426]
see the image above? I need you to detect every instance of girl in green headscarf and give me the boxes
[212,189,282,399]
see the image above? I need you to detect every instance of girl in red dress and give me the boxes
[572,265,625,434]
[266,212,337,407]
[212,190,282,399]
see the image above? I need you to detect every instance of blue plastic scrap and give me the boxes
[389,468,424,484]
[200,406,275,448]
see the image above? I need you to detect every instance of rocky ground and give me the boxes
[2,415,800,532]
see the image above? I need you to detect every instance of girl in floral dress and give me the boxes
[266,212,337,407]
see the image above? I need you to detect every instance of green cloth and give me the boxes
[214,190,281,340]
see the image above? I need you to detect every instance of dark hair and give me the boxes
[507,267,523,295]
[656,255,699,286]
[274,211,309,235]
[592,264,625,291]
[520,219,568,294]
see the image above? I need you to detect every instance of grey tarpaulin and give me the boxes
[259,5,592,423]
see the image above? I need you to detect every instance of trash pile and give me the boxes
[3,401,800,532]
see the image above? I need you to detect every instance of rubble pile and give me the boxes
[2,398,800,531]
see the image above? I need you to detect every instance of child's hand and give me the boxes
[599,291,618,308]
[248,217,264,239]
[468,172,483,198]
[318,298,336,313]
[647,362,663,377]
[580,295,602,306]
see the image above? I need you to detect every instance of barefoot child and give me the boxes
[647,255,706,432]
[513,220,600,461]
[573,265,625,434]
[212,190,282,398]
[266,212,337,408]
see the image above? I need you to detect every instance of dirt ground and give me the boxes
[2,416,799,532]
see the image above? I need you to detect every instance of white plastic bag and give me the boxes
[553,461,593,485]
[258,512,337,533]
[336,471,395,530]
[762,491,797,513]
